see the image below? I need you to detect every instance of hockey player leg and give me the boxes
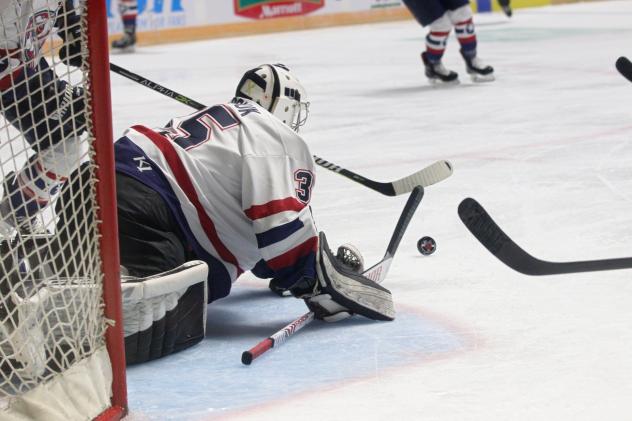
[112,0,138,53]
[421,14,459,84]
[449,5,495,82]
[122,261,208,364]
[290,232,395,322]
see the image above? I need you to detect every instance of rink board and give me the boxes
[106,0,597,46]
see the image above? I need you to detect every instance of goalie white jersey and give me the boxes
[114,98,318,301]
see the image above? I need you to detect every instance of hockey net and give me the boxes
[0,1,126,420]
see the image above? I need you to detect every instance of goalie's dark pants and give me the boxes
[55,167,205,364]
[116,172,195,277]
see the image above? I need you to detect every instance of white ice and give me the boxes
[112,1,632,420]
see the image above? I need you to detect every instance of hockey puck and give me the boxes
[417,236,436,256]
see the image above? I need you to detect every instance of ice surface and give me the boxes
[113,2,632,419]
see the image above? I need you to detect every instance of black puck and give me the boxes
[417,236,436,256]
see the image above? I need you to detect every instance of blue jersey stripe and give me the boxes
[255,217,304,248]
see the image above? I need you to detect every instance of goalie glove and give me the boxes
[268,243,365,298]
[290,232,395,323]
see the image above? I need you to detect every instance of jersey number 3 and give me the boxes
[294,170,314,204]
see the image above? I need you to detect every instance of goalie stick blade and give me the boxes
[616,56,632,83]
[458,197,632,275]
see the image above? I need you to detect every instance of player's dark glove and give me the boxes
[56,2,83,67]
[269,277,291,297]
[2,72,86,148]
[289,232,394,323]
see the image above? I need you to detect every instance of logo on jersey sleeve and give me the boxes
[294,169,314,204]
[23,10,56,64]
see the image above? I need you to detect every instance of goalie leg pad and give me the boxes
[121,260,208,364]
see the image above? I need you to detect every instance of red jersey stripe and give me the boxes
[245,197,305,220]
[266,236,318,271]
[429,31,450,37]
[457,35,477,44]
[132,125,244,275]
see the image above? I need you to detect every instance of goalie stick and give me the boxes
[458,197,632,275]
[109,63,453,195]
[241,185,425,365]
[616,56,632,83]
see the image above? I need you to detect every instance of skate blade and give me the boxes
[110,45,136,54]
[470,73,495,83]
[428,78,460,86]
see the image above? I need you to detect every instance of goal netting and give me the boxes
[0,1,126,420]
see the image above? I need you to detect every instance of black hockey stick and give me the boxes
[241,186,424,365]
[109,63,453,195]
[615,56,632,83]
[458,197,632,275]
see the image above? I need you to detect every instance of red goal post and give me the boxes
[0,0,127,419]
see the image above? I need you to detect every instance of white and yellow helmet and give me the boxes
[235,64,309,132]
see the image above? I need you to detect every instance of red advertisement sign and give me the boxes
[234,0,325,20]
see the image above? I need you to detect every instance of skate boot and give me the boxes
[421,52,459,84]
[111,31,136,53]
[461,50,495,82]
[498,0,512,17]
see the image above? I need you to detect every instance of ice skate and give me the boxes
[111,32,136,53]
[0,172,46,238]
[461,50,495,82]
[498,0,513,17]
[421,52,459,84]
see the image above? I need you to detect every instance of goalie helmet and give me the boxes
[235,63,309,132]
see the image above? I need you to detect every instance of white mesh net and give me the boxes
[0,1,117,418]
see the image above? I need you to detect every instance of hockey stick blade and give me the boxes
[616,56,632,83]
[242,186,424,365]
[314,156,452,196]
[458,197,632,275]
